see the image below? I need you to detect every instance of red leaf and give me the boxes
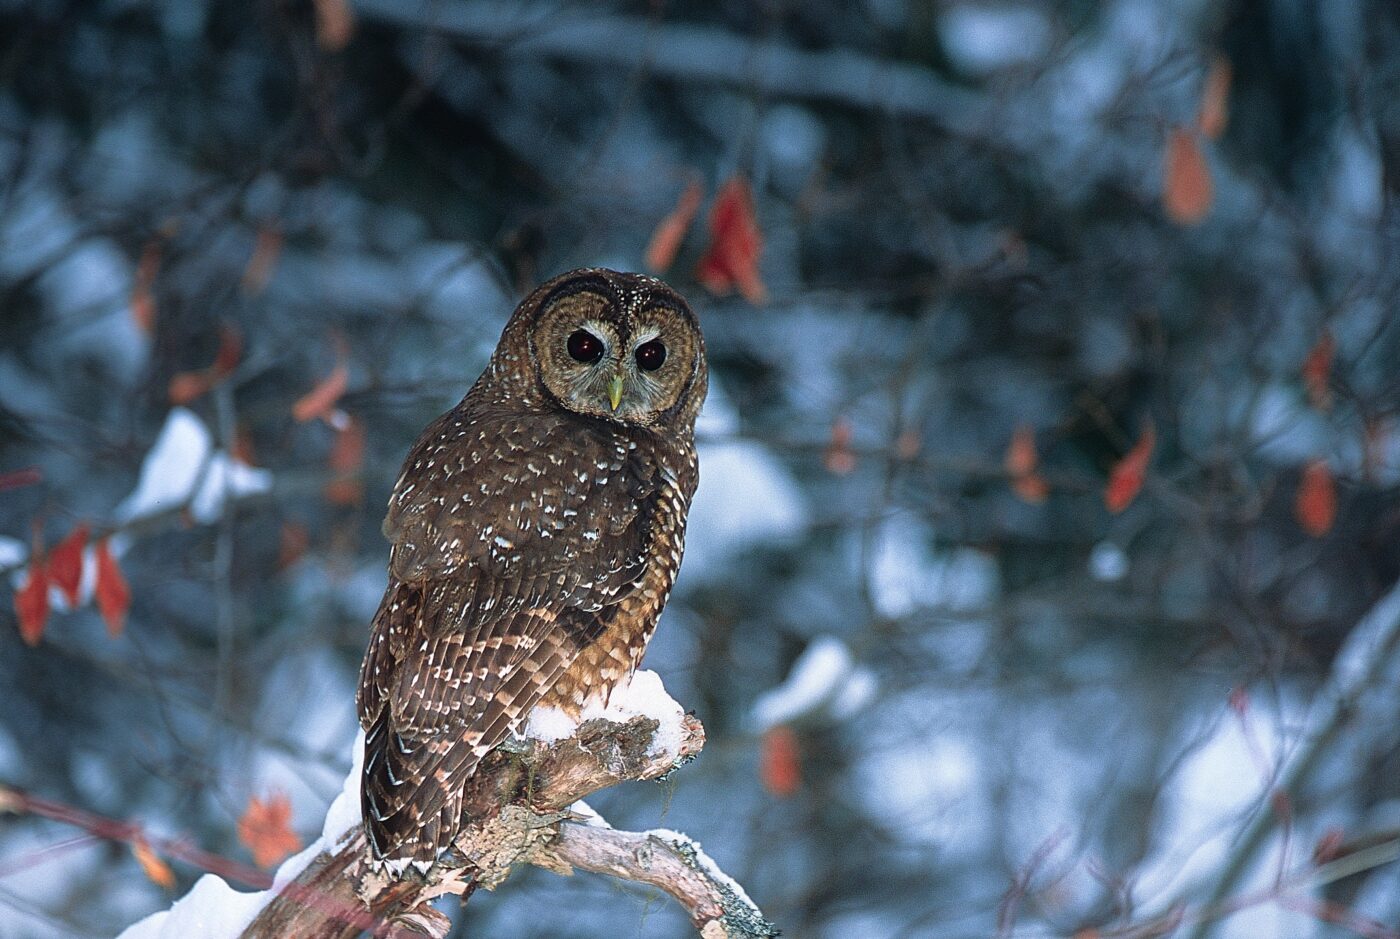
[1313,828,1346,865]
[131,240,161,334]
[313,0,355,50]
[760,725,801,798]
[1301,330,1335,412]
[696,176,766,304]
[241,226,283,296]
[1105,422,1156,513]
[15,560,49,646]
[1163,128,1213,226]
[1295,459,1336,537]
[211,324,243,379]
[132,836,176,890]
[823,418,856,475]
[94,538,131,638]
[1198,55,1232,140]
[49,523,89,606]
[293,361,349,424]
[324,415,366,505]
[230,423,258,467]
[0,467,43,492]
[277,522,310,571]
[645,180,704,273]
[238,792,302,868]
[1005,424,1049,504]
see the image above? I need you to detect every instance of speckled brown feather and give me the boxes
[355,269,705,865]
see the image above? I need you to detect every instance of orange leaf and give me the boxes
[1163,128,1213,225]
[313,0,355,50]
[293,361,349,424]
[168,325,242,405]
[1004,424,1050,504]
[895,429,921,460]
[49,524,89,606]
[231,423,258,467]
[238,792,303,868]
[278,522,310,571]
[823,418,856,475]
[324,415,366,505]
[94,538,131,638]
[132,836,176,889]
[696,175,766,304]
[760,725,801,798]
[1312,828,1346,865]
[1301,329,1335,412]
[645,180,704,273]
[1295,459,1336,537]
[15,560,49,647]
[241,226,283,296]
[167,370,215,405]
[1105,422,1156,513]
[1198,55,1232,140]
[130,240,162,334]
[1013,473,1050,504]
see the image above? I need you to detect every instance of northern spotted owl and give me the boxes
[355,268,707,866]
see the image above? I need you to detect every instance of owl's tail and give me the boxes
[360,706,482,869]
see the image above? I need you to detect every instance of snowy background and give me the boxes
[2,0,1399,937]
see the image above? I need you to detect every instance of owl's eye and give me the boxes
[567,329,605,364]
[635,339,666,371]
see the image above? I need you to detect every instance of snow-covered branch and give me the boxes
[119,671,774,938]
[536,822,777,939]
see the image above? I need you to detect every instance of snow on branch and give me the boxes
[118,670,775,938]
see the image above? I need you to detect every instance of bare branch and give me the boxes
[1184,578,1400,939]
[351,0,979,131]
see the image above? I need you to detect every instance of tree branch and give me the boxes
[222,673,774,938]
[1184,577,1400,939]
[536,821,778,939]
[350,0,979,131]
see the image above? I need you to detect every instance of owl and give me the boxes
[355,268,708,867]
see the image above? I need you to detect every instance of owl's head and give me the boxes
[507,269,707,428]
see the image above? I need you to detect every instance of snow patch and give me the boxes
[940,4,1050,75]
[115,409,272,524]
[1089,540,1128,582]
[522,669,688,761]
[116,873,267,939]
[117,735,364,938]
[750,636,876,730]
[0,535,25,568]
[567,799,611,828]
[686,440,805,576]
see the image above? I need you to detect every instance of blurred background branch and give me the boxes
[1,0,1398,936]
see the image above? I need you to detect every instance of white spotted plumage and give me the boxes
[355,269,707,866]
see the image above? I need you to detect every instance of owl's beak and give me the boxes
[607,374,625,412]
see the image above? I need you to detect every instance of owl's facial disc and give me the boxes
[532,282,699,425]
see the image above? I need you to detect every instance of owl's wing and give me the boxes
[356,410,666,863]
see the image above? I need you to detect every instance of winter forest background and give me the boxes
[2,0,1400,937]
